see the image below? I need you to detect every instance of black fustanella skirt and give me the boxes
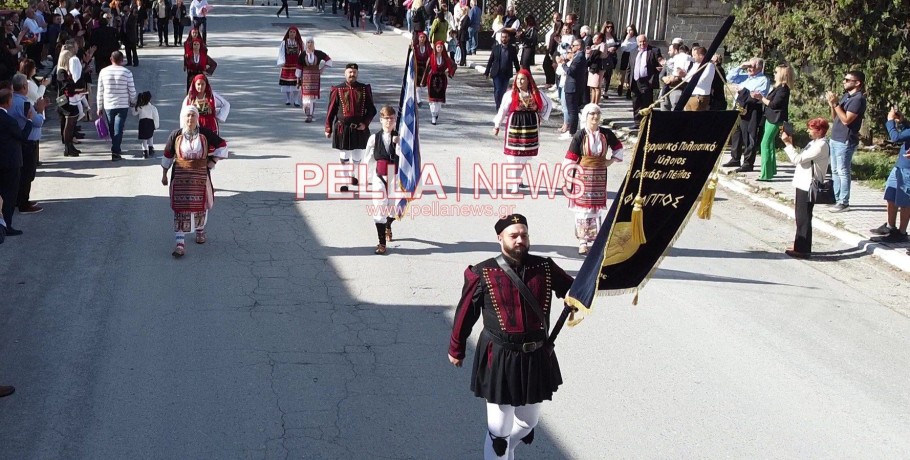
[470,329,563,406]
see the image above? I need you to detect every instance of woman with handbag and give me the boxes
[780,118,830,259]
[753,63,794,181]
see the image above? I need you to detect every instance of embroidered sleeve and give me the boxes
[565,131,584,162]
[449,266,483,360]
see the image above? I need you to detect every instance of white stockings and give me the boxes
[484,402,541,460]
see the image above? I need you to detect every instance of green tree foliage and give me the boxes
[0,0,30,11]
[726,0,910,136]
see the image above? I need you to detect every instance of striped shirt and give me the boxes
[97,65,138,111]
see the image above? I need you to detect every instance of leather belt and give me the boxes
[485,331,546,353]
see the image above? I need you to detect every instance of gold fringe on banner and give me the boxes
[697,175,718,220]
[630,196,646,245]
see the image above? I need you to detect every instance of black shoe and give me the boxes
[5,227,23,236]
[871,229,909,243]
[870,223,892,235]
[340,185,349,192]
[0,228,4,244]
[722,160,740,168]
[148,146,156,158]
[112,154,123,162]
[734,165,754,173]
[828,204,849,213]
[351,177,359,186]
[74,132,86,139]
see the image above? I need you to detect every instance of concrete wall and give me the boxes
[665,0,732,44]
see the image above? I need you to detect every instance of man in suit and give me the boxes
[629,34,662,123]
[560,38,587,138]
[484,31,519,110]
[0,89,34,236]
[91,17,121,73]
[121,6,141,66]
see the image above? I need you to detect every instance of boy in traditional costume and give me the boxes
[161,105,228,257]
[325,63,377,192]
[493,69,551,193]
[563,103,624,255]
[276,26,303,106]
[295,36,333,123]
[365,105,400,255]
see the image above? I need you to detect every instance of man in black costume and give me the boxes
[325,63,377,192]
[448,214,574,459]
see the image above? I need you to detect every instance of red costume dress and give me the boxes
[493,69,552,157]
[183,34,217,92]
[277,27,302,90]
[184,74,230,134]
[423,43,456,103]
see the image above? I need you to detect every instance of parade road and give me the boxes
[1,3,908,458]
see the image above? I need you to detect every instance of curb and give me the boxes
[719,174,910,272]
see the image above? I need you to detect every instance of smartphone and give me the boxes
[781,121,795,136]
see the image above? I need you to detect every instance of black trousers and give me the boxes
[349,3,361,26]
[458,40,467,66]
[565,90,580,134]
[730,108,762,166]
[794,188,814,253]
[17,141,37,209]
[124,43,139,65]
[631,77,654,122]
[193,17,207,41]
[542,54,555,85]
[277,0,289,16]
[157,19,170,43]
[0,166,21,228]
[173,22,185,44]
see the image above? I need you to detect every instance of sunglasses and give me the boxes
[843,78,857,83]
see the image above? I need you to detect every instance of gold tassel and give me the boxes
[697,176,718,220]
[630,196,647,245]
[632,288,639,305]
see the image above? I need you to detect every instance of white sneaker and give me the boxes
[559,132,573,140]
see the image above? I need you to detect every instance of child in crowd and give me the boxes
[365,105,400,255]
[132,91,160,158]
[447,29,458,61]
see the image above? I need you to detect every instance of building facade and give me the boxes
[571,0,732,44]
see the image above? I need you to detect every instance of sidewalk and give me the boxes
[598,98,910,272]
[380,24,910,272]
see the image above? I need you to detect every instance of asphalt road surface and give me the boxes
[1,5,909,458]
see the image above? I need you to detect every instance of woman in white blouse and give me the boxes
[780,118,830,259]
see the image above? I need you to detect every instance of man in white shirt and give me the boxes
[96,51,138,161]
[189,0,209,41]
[22,6,47,64]
[681,46,714,111]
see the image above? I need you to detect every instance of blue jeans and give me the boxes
[467,26,478,54]
[406,9,412,33]
[829,139,857,206]
[106,108,129,155]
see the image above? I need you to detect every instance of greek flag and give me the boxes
[395,47,421,218]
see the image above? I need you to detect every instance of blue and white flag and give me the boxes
[395,47,421,218]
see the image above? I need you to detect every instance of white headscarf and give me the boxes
[180,104,200,131]
[580,103,602,129]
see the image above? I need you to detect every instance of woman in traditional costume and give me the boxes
[492,69,551,193]
[276,26,303,106]
[412,31,431,106]
[161,105,228,257]
[295,36,333,123]
[423,40,456,125]
[182,74,230,134]
[563,103,624,255]
[183,31,216,91]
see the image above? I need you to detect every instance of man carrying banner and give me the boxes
[448,214,574,460]
[563,103,625,255]
[325,63,378,192]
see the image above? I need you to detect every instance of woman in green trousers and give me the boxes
[753,64,793,181]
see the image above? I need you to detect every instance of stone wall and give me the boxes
[665,0,732,44]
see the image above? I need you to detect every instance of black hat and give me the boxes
[495,214,528,235]
[346,63,359,70]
